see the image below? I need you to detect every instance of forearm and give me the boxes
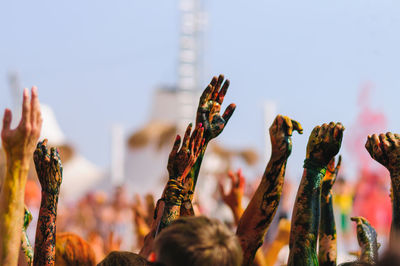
[318,193,337,266]
[188,144,208,198]
[236,157,286,266]
[156,204,181,234]
[0,159,29,265]
[140,199,164,257]
[360,244,378,264]
[33,191,59,266]
[288,163,326,266]
[390,171,400,244]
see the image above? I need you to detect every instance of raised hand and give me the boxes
[306,122,344,166]
[351,216,379,264]
[33,140,63,266]
[270,115,303,162]
[167,123,204,183]
[365,133,400,173]
[2,87,42,162]
[237,115,302,266]
[289,122,344,266]
[34,139,63,194]
[365,133,400,246]
[0,87,42,265]
[218,169,246,225]
[196,74,236,143]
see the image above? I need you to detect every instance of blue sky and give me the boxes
[1,0,399,179]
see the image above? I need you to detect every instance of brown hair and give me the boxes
[97,251,150,266]
[55,232,96,266]
[154,216,243,266]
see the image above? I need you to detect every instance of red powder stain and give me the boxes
[346,83,391,235]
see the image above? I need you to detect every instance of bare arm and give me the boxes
[33,140,63,266]
[0,87,42,265]
[318,156,341,266]
[236,115,303,266]
[365,132,400,248]
[140,124,203,256]
[180,75,236,216]
[351,216,379,264]
[288,122,344,266]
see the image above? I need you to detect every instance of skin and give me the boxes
[365,132,400,247]
[351,216,379,264]
[21,206,34,266]
[236,115,303,266]
[218,169,246,225]
[180,74,236,215]
[33,139,63,266]
[288,122,344,266]
[140,124,203,256]
[0,87,42,266]
[318,156,342,266]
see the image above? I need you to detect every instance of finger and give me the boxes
[327,157,335,172]
[194,127,204,155]
[41,139,50,161]
[222,103,236,125]
[237,169,245,190]
[199,84,214,105]
[371,134,383,159]
[169,135,181,159]
[291,119,303,134]
[211,75,225,101]
[283,116,293,136]
[335,155,342,173]
[182,123,193,151]
[30,86,39,127]
[311,125,320,137]
[20,88,31,127]
[216,79,230,104]
[379,133,391,152]
[319,123,329,140]
[386,132,397,146]
[2,109,12,132]
[333,123,344,142]
[350,216,362,226]
[228,170,236,186]
[365,135,372,153]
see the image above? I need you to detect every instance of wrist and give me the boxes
[303,159,327,177]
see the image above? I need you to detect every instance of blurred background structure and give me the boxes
[1,0,400,264]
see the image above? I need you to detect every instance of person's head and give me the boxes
[98,251,150,266]
[154,216,243,266]
[55,232,96,266]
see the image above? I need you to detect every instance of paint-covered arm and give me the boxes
[288,122,344,266]
[318,156,341,266]
[218,169,245,225]
[236,115,303,266]
[140,124,203,256]
[0,87,42,266]
[21,207,34,266]
[351,216,379,264]
[365,132,400,247]
[33,140,63,266]
[180,74,236,216]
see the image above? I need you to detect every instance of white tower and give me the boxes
[176,0,206,130]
